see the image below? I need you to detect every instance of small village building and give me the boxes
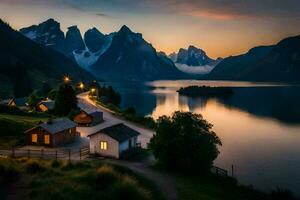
[38,100,55,112]
[24,118,79,147]
[74,105,103,126]
[1,97,29,111]
[88,123,140,159]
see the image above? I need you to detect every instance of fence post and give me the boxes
[55,150,58,160]
[79,148,82,160]
[27,149,30,159]
[41,149,44,159]
[68,149,71,161]
[12,148,15,158]
[231,165,234,177]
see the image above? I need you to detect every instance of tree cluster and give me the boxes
[149,111,222,173]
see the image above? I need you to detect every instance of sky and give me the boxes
[0,0,300,58]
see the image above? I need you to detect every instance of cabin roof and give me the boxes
[78,103,102,116]
[13,97,28,106]
[88,123,140,143]
[25,118,76,135]
[39,100,55,110]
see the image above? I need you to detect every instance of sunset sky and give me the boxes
[1,0,300,58]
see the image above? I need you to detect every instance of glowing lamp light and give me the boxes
[64,76,70,83]
[79,82,84,89]
[91,88,96,93]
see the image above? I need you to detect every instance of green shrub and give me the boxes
[110,177,150,200]
[0,160,19,183]
[96,165,119,189]
[51,160,61,168]
[120,147,149,161]
[26,161,44,174]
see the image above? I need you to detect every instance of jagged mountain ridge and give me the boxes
[20,19,111,69]
[90,25,187,81]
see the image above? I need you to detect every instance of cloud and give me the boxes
[175,63,215,74]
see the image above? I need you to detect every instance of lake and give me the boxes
[101,80,300,195]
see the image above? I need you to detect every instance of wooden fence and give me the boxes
[0,147,90,161]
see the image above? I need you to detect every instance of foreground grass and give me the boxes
[0,114,48,148]
[177,174,266,200]
[0,158,165,200]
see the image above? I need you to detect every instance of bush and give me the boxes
[110,179,150,200]
[51,160,61,168]
[96,165,119,189]
[120,147,149,161]
[149,111,222,173]
[271,187,295,200]
[0,160,19,183]
[26,161,44,174]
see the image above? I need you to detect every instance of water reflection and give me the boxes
[102,80,300,195]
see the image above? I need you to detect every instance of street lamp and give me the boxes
[64,76,70,83]
[79,82,84,90]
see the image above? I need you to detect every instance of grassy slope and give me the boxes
[177,175,266,200]
[0,114,48,148]
[0,158,165,200]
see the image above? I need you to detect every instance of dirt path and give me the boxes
[104,159,178,200]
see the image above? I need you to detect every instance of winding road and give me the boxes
[77,92,154,148]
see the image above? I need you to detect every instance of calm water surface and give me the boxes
[101,80,300,195]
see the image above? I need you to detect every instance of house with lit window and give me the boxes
[1,97,29,111]
[88,123,140,159]
[74,104,103,126]
[24,118,79,147]
[38,100,55,112]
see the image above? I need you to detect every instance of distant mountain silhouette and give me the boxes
[208,35,300,82]
[90,25,187,81]
[0,19,94,98]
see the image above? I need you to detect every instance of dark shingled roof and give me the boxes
[25,118,76,135]
[89,123,140,143]
[13,97,28,107]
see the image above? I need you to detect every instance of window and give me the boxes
[44,135,50,144]
[69,129,72,134]
[32,134,37,143]
[100,141,108,150]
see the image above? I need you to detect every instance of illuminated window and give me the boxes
[69,129,72,134]
[44,135,50,144]
[100,141,108,150]
[32,134,37,143]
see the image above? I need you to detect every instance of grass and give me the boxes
[0,158,165,200]
[176,173,300,200]
[0,114,48,148]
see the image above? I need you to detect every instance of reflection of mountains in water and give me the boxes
[211,86,300,124]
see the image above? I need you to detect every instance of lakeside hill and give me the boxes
[0,19,94,98]
[208,35,300,82]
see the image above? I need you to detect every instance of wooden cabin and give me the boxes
[88,123,140,159]
[24,118,79,147]
[38,100,55,112]
[74,106,103,126]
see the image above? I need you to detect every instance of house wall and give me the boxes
[26,127,77,147]
[26,128,53,147]
[89,133,119,158]
[92,112,104,125]
[119,136,138,153]
[52,127,77,147]
[39,104,48,112]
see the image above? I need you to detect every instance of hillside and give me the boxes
[0,19,94,98]
[208,35,300,82]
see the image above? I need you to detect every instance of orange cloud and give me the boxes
[187,10,248,20]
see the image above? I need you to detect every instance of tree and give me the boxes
[41,82,52,97]
[27,91,40,110]
[54,83,77,116]
[48,89,58,100]
[149,111,222,173]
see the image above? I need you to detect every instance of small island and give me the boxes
[177,86,234,97]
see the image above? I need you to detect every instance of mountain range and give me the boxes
[20,19,187,81]
[0,19,94,98]
[208,35,300,82]
[169,46,222,75]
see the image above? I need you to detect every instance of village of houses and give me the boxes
[0,92,153,160]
